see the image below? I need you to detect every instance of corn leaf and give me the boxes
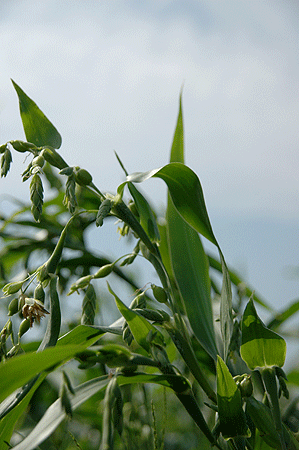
[165,95,217,359]
[0,345,89,405]
[217,356,250,439]
[9,376,109,450]
[127,162,233,359]
[11,80,62,149]
[241,299,286,370]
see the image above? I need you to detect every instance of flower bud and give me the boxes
[34,283,45,303]
[151,284,168,304]
[10,140,36,153]
[42,147,68,170]
[93,264,114,279]
[8,297,19,316]
[18,318,30,338]
[2,280,24,296]
[74,168,93,186]
[32,155,45,168]
[68,275,93,295]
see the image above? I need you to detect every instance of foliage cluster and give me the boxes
[1,81,299,449]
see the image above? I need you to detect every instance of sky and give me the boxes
[1,0,299,347]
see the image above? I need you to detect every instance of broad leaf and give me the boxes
[217,356,250,439]
[241,299,286,369]
[11,80,62,149]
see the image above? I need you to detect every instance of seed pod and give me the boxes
[74,167,93,186]
[30,172,44,222]
[96,198,112,227]
[10,140,36,153]
[18,318,31,338]
[8,297,19,316]
[2,280,24,296]
[42,147,68,170]
[34,283,45,304]
[246,396,281,448]
[81,284,96,325]
[1,148,12,178]
[93,263,114,279]
[32,155,45,168]
[151,284,168,304]
[68,275,93,295]
[130,291,146,309]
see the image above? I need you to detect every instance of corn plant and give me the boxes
[0,80,299,450]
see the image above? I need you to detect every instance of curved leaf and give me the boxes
[11,80,62,149]
[127,162,233,360]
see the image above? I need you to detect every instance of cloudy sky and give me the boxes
[1,1,299,330]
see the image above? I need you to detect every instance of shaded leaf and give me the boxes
[217,356,250,439]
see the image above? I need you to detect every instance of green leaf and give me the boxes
[128,182,160,242]
[9,376,109,450]
[127,162,233,360]
[216,356,250,440]
[0,345,87,405]
[165,94,217,359]
[128,163,216,244]
[11,80,62,149]
[107,283,164,353]
[240,299,286,370]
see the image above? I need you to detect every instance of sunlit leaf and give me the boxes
[11,80,62,149]
[240,299,286,370]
